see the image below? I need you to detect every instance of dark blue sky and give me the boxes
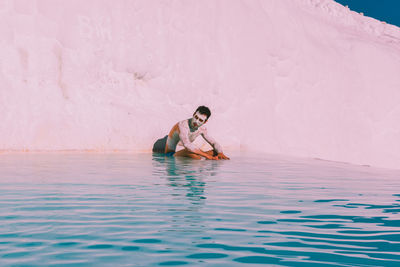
[334,0,400,27]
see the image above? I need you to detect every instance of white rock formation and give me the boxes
[1,0,399,169]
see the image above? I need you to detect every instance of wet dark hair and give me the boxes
[194,106,211,120]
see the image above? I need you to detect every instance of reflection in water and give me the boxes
[152,153,219,202]
[152,154,220,234]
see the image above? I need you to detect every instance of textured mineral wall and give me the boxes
[1,0,400,169]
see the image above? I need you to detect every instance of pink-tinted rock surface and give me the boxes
[1,0,399,169]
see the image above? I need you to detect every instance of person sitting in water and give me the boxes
[152,106,229,160]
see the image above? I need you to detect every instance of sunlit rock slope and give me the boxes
[1,0,400,169]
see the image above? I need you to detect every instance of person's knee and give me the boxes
[187,153,201,160]
[174,149,201,160]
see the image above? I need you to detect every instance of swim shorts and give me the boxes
[152,135,168,153]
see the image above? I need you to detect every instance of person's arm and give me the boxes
[178,123,218,160]
[201,129,230,160]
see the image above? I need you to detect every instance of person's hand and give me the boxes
[205,154,219,160]
[217,153,230,160]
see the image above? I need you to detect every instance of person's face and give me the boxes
[192,111,207,128]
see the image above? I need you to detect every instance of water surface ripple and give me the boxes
[0,153,399,266]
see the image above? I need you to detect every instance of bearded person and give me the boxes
[152,106,229,160]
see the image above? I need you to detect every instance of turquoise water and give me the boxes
[1,153,400,266]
